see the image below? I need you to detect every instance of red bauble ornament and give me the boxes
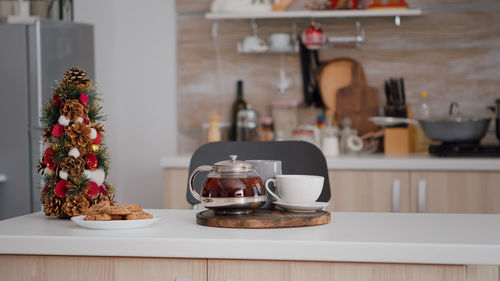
[93,133,101,145]
[53,95,62,107]
[51,124,65,138]
[54,180,69,198]
[99,184,108,195]
[301,22,325,50]
[83,117,90,124]
[86,182,99,199]
[79,93,89,105]
[43,147,57,170]
[86,153,98,170]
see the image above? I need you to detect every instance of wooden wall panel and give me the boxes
[176,0,500,153]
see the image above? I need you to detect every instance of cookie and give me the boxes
[121,204,142,212]
[86,201,113,216]
[110,214,125,220]
[105,205,132,215]
[84,213,112,221]
[126,211,153,220]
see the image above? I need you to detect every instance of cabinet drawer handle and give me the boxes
[418,179,427,213]
[392,179,401,212]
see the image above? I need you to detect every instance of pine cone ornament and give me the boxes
[43,196,64,217]
[61,99,85,122]
[63,194,90,217]
[67,123,91,147]
[64,67,91,90]
[42,127,52,142]
[93,122,105,135]
[60,156,85,180]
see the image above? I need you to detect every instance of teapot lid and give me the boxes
[214,155,253,173]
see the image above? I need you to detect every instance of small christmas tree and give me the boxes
[38,66,114,218]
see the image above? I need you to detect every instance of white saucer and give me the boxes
[273,201,328,212]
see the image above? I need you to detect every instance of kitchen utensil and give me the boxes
[299,38,322,107]
[71,213,160,230]
[273,201,329,212]
[335,59,380,135]
[246,160,282,209]
[265,175,324,204]
[318,59,353,122]
[268,33,292,52]
[196,209,330,228]
[188,155,266,214]
[418,102,491,143]
[369,116,419,127]
[241,35,268,53]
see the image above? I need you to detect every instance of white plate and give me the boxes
[71,214,160,230]
[273,201,328,212]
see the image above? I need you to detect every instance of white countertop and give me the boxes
[160,154,500,171]
[1,210,499,265]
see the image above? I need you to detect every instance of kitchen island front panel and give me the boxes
[0,210,499,265]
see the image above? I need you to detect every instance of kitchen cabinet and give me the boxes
[164,168,191,209]
[163,168,500,214]
[330,170,411,212]
[0,255,207,281]
[3,255,496,281]
[410,172,500,214]
[208,259,467,281]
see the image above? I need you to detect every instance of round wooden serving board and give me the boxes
[196,209,331,229]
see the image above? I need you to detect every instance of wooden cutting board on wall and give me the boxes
[318,59,353,117]
[318,58,379,135]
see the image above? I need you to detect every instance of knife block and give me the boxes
[384,127,416,155]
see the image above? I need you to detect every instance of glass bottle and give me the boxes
[230,80,247,141]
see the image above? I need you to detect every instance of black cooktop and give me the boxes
[429,143,500,157]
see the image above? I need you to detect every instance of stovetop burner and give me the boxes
[429,143,500,157]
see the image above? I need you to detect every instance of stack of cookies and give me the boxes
[84,201,153,221]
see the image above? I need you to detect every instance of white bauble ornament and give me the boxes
[44,167,54,175]
[59,170,68,180]
[90,128,97,140]
[68,147,80,158]
[58,115,70,126]
[83,168,105,186]
[76,117,84,123]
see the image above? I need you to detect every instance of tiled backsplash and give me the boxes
[176,0,500,154]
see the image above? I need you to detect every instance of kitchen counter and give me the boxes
[1,210,500,265]
[160,154,500,171]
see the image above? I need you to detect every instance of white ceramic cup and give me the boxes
[243,35,268,52]
[265,175,324,204]
[268,33,291,51]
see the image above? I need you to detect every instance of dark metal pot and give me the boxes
[419,102,492,143]
[419,118,491,143]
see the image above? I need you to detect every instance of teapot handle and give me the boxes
[189,165,213,202]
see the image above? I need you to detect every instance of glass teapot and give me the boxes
[189,155,266,214]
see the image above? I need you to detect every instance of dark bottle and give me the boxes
[230,80,247,141]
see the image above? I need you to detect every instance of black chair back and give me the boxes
[186,141,330,205]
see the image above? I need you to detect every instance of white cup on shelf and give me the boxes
[268,33,292,52]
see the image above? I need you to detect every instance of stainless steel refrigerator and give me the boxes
[0,20,94,220]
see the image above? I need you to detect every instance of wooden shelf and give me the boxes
[205,9,422,20]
